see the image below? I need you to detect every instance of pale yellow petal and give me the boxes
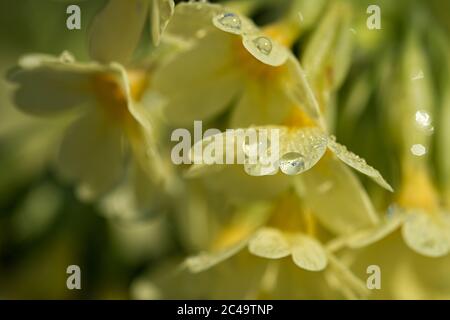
[8,53,99,116]
[154,32,241,125]
[402,211,450,257]
[278,127,328,176]
[188,126,328,178]
[326,254,369,299]
[230,81,293,128]
[58,111,125,201]
[89,0,149,63]
[248,228,291,259]
[328,137,393,191]
[242,34,289,67]
[282,54,323,123]
[290,234,328,271]
[347,213,404,248]
[295,156,379,236]
[179,4,288,67]
[151,0,175,45]
[99,162,169,220]
[163,2,222,44]
[302,2,353,91]
[201,166,290,203]
[212,11,257,35]
[185,239,248,273]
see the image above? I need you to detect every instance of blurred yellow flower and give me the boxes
[8,52,164,203]
[154,2,323,128]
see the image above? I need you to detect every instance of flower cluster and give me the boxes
[4,0,450,299]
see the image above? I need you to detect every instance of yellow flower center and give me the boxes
[397,163,440,214]
[262,21,300,48]
[90,69,149,137]
[267,192,316,235]
[211,192,318,252]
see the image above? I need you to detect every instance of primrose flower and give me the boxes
[154,1,323,128]
[89,0,174,63]
[7,52,165,206]
[135,249,369,299]
[137,190,370,299]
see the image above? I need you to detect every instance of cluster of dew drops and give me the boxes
[217,12,273,55]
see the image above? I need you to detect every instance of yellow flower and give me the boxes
[189,125,389,236]
[154,1,323,128]
[89,0,175,64]
[188,125,392,191]
[134,249,370,299]
[8,52,166,206]
[136,191,370,299]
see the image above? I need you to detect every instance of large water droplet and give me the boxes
[279,152,305,175]
[253,36,272,55]
[217,13,241,31]
[410,144,427,157]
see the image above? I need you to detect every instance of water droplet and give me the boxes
[386,205,396,219]
[412,70,424,81]
[217,13,241,31]
[60,51,74,63]
[415,110,432,127]
[410,144,427,157]
[253,36,272,55]
[279,152,305,175]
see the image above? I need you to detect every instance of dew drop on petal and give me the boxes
[327,138,393,191]
[253,36,273,55]
[216,12,241,32]
[279,152,305,175]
